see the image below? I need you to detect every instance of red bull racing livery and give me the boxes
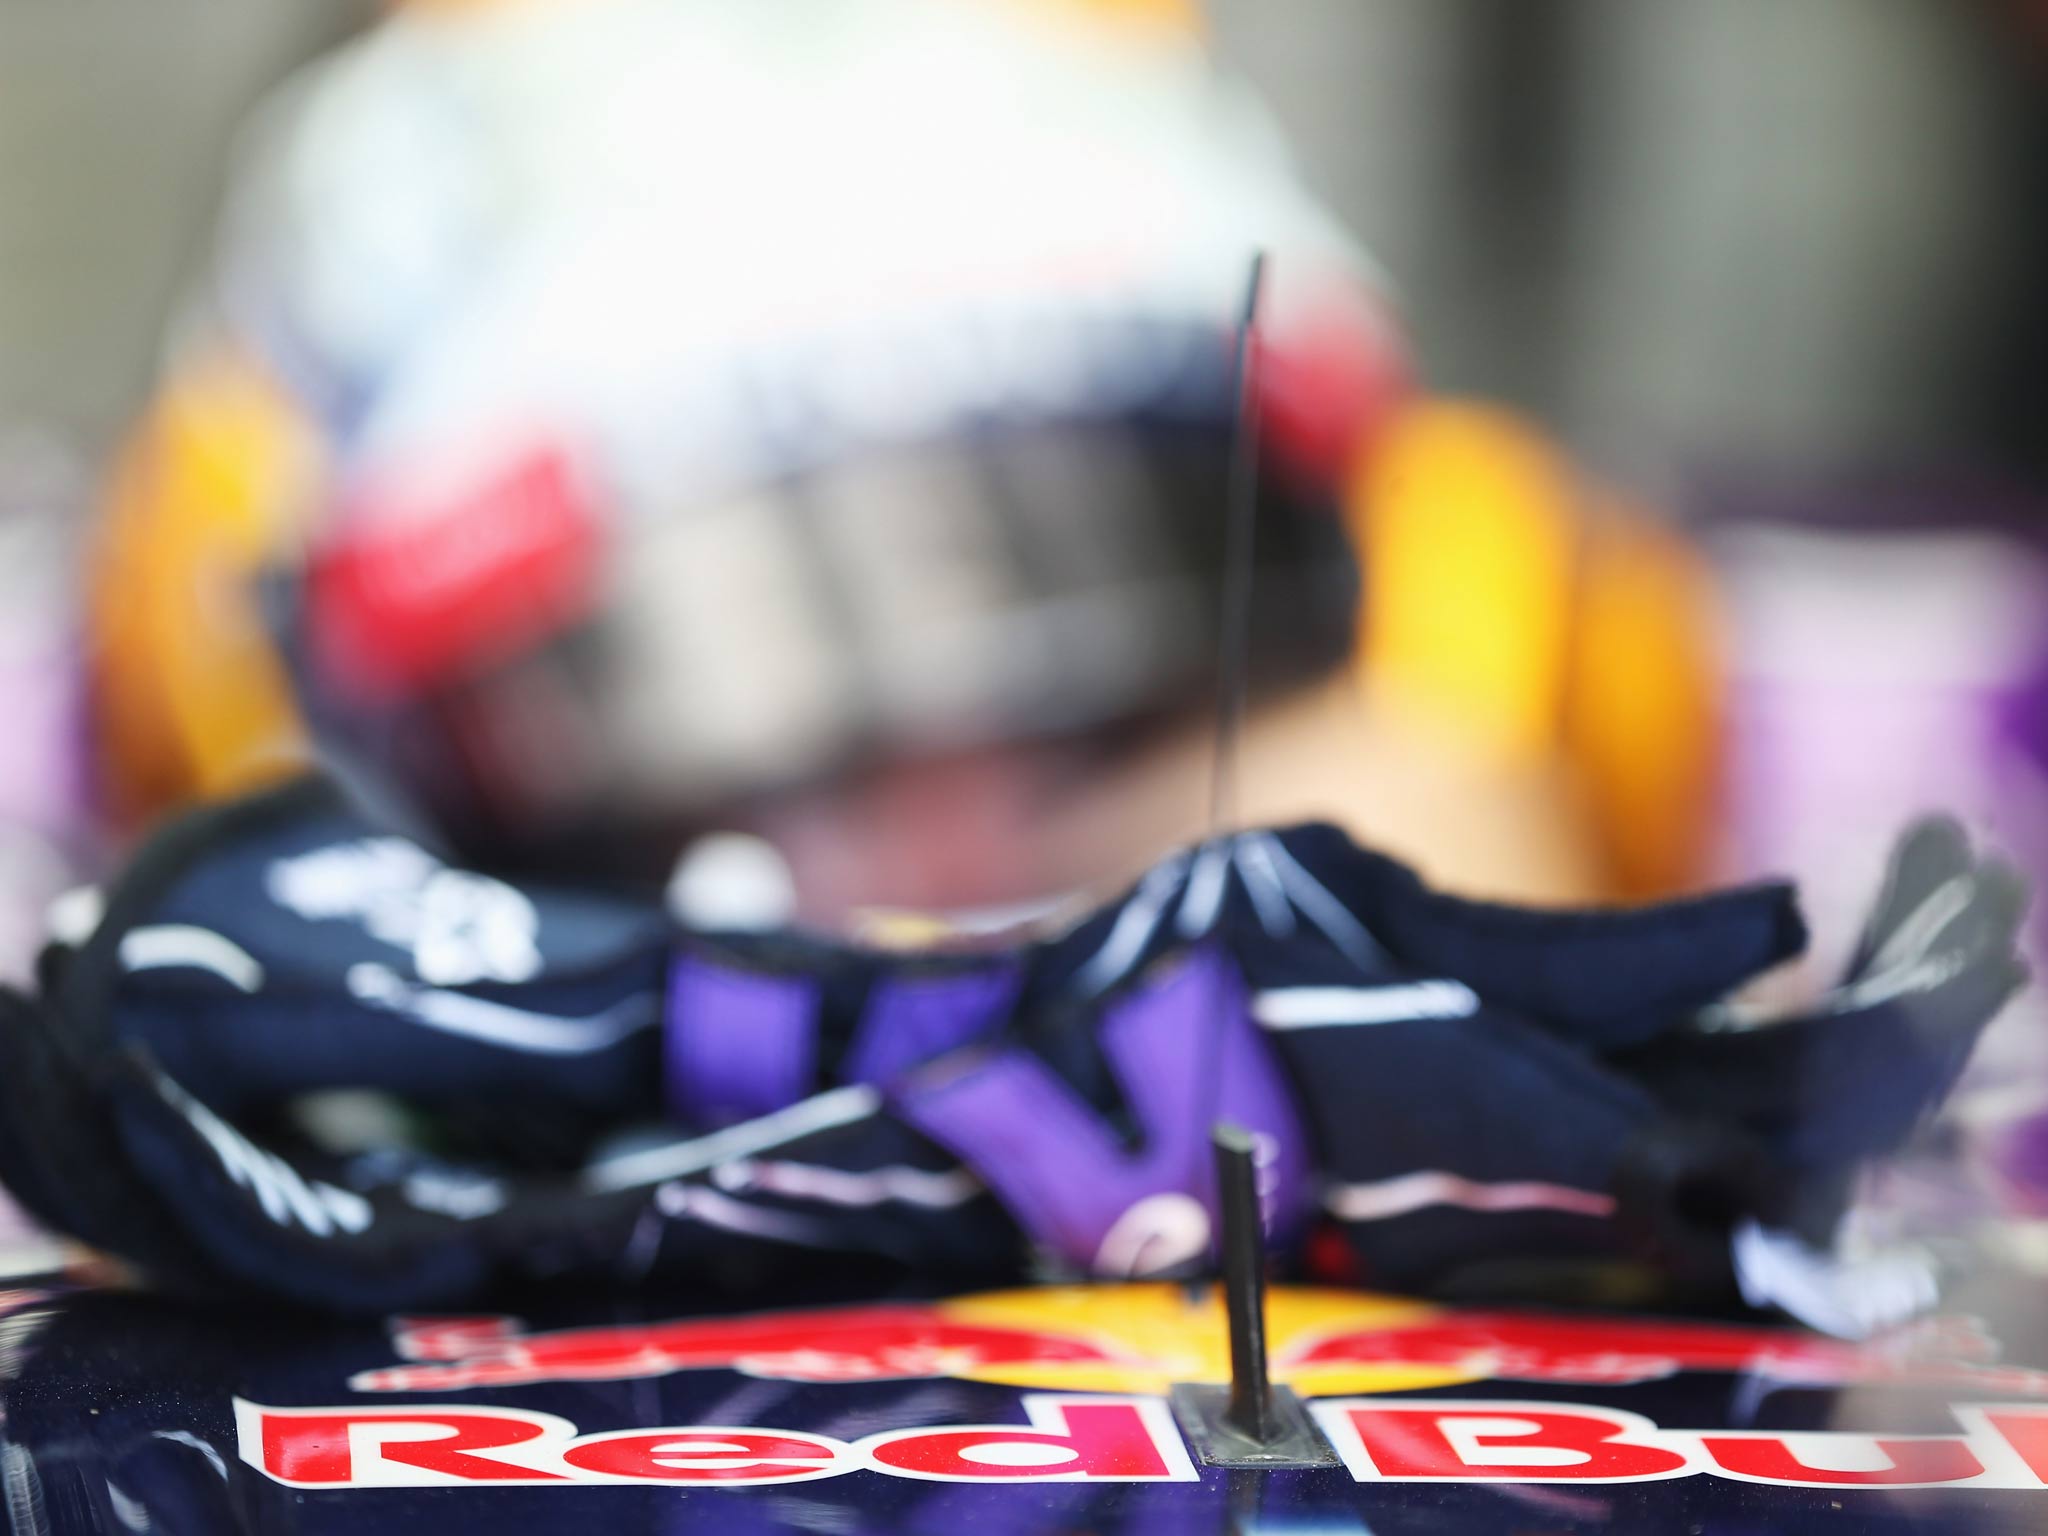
[6,1277,2048,1531]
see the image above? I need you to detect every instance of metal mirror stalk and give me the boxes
[1169,1123,1337,1469]
[1215,1123,1275,1441]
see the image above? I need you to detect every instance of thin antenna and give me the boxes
[1171,261,1340,1471]
[1208,252,1267,836]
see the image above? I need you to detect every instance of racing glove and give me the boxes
[0,777,2024,1323]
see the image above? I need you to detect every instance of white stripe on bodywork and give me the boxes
[119,926,266,993]
[1325,1171,1615,1223]
[345,962,660,1055]
[1253,981,1479,1029]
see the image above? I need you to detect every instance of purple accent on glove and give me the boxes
[845,963,1022,1087]
[892,947,1311,1275]
[664,955,819,1128]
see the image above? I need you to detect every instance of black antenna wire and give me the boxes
[1174,257,1345,1465]
[1208,252,1266,837]
[1193,253,1267,1274]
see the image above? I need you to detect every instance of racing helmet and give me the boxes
[92,0,1403,896]
[90,0,1722,907]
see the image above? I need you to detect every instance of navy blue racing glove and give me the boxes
[0,778,2023,1322]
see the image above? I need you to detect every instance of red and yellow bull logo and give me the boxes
[350,1283,2048,1400]
[238,1286,2048,1492]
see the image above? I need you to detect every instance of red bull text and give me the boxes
[243,1286,2048,1492]
[237,1395,2048,1491]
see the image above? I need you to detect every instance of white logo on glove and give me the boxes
[267,837,541,985]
